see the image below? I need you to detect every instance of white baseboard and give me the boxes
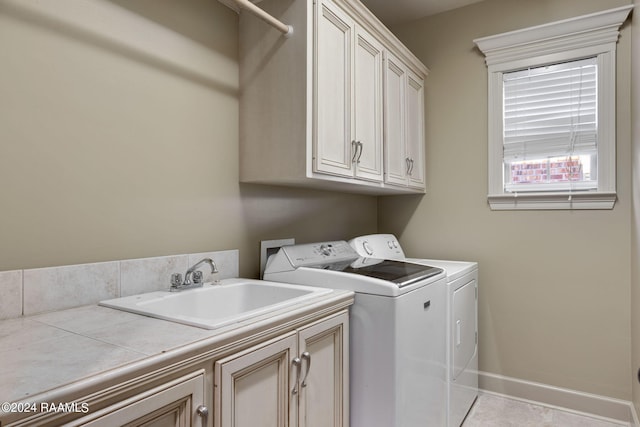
[479,371,636,424]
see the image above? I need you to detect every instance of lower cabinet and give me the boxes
[214,312,349,427]
[68,371,206,427]
[3,307,351,427]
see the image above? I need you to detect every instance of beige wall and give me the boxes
[381,0,634,399]
[0,0,377,277]
[633,0,640,415]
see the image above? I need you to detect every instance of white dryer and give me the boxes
[349,234,478,427]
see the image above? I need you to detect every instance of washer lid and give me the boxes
[307,257,443,288]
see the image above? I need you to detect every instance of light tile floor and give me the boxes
[462,393,629,427]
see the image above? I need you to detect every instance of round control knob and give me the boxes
[319,244,332,256]
[362,241,373,256]
[387,240,394,249]
[393,240,398,248]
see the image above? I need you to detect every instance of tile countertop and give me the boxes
[0,288,354,406]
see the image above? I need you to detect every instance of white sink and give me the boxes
[99,278,332,329]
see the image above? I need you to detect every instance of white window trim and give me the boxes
[474,5,632,210]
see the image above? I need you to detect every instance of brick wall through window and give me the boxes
[510,157,585,185]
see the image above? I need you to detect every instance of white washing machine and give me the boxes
[264,240,447,427]
[349,234,478,427]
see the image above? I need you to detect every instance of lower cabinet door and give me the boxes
[298,312,349,427]
[72,371,206,427]
[213,312,349,427]
[214,332,298,427]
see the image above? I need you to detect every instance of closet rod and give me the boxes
[231,0,293,37]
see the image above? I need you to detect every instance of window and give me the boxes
[474,5,632,210]
[504,57,597,192]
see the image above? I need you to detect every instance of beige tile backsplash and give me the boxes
[0,270,23,319]
[0,250,238,318]
[120,255,188,297]
[188,250,239,281]
[23,262,120,316]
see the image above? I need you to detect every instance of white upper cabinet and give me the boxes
[315,1,384,182]
[238,0,428,195]
[385,51,426,190]
[406,69,426,189]
[383,52,407,187]
[314,0,356,178]
[352,25,384,182]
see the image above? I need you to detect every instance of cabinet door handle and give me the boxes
[352,141,359,163]
[292,357,302,395]
[301,351,311,387]
[196,405,209,423]
[406,158,414,175]
[356,141,363,164]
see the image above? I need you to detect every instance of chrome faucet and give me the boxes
[170,258,218,292]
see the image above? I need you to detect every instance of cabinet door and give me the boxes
[297,312,349,427]
[215,332,298,427]
[383,51,408,186]
[72,371,206,427]
[314,0,354,178]
[406,70,426,189]
[353,26,384,182]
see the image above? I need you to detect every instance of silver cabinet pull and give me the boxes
[352,141,359,163]
[356,141,363,164]
[292,357,302,395]
[406,158,414,175]
[301,351,311,387]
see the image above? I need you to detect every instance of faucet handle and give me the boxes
[171,273,183,287]
[192,271,203,284]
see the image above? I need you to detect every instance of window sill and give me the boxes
[488,192,617,210]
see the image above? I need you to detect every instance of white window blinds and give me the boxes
[503,56,598,162]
